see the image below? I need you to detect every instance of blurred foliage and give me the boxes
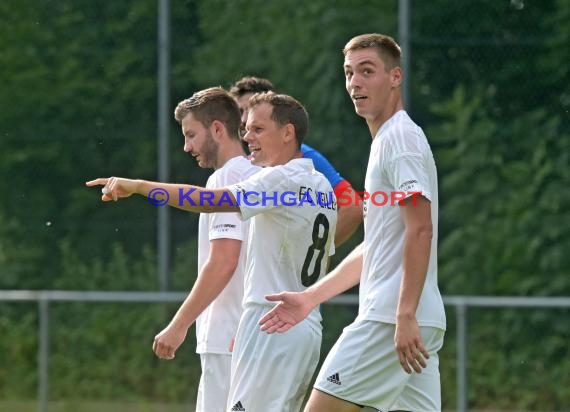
[191,0,397,187]
[411,0,569,123]
[431,87,570,296]
[0,0,160,288]
[0,0,569,410]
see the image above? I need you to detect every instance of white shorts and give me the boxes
[227,304,322,412]
[314,319,445,412]
[196,353,232,412]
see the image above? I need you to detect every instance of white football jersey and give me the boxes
[195,156,260,354]
[229,158,337,327]
[360,110,446,330]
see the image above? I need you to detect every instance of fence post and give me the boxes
[456,303,468,412]
[398,0,411,109]
[38,298,49,412]
[157,0,171,292]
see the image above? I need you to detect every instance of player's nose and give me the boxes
[184,138,192,152]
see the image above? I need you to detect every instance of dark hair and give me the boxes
[249,92,308,148]
[174,87,241,140]
[229,76,276,98]
[343,33,401,70]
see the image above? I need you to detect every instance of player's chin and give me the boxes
[353,105,367,117]
[353,99,372,112]
[250,154,264,166]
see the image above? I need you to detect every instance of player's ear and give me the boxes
[282,123,296,144]
[211,120,226,141]
[391,66,403,87]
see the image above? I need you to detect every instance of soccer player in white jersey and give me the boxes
[258,33,447,412]
[230,76,363,246]
[86,92,337,411]
[150,87,259,412]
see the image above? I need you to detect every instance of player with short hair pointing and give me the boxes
[87,91,337,411]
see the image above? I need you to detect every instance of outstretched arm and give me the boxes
[85,177,239,213]
[152,238,242,360]
[258,242,364,333]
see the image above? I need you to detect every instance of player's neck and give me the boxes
[265,146,302,167]
[282,146,304,165]
[367,97,403,138]
[292,148,303,160]
[214,139,247,170]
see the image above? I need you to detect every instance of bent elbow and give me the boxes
[417,223,433,240]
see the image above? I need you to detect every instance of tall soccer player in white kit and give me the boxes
[151,87,259,412]
[86,92,337,411]
[259,33,447,412]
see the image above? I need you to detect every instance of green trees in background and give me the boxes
[429,88,569,408]
[190,0,397,187]
[189,0,570,296]
[0,0,568,409]
[432,89,569,296]
[0,0,160,289]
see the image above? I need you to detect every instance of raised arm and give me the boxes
[258,242,364,333]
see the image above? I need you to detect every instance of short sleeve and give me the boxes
[228,167,289,220]
[207,212,246,241]
[386,152,432,202]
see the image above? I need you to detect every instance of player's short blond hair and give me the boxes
[343,33,401,71]
[174,87,241,140]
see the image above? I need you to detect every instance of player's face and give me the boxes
[343,48,400,123]
[242,102,284,167]
[181,113,219,169]
[236,92,254,138]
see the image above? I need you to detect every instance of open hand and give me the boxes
[258,292,313,333]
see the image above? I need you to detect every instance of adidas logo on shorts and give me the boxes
[326,372,342,385]
[231,401,246,411]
